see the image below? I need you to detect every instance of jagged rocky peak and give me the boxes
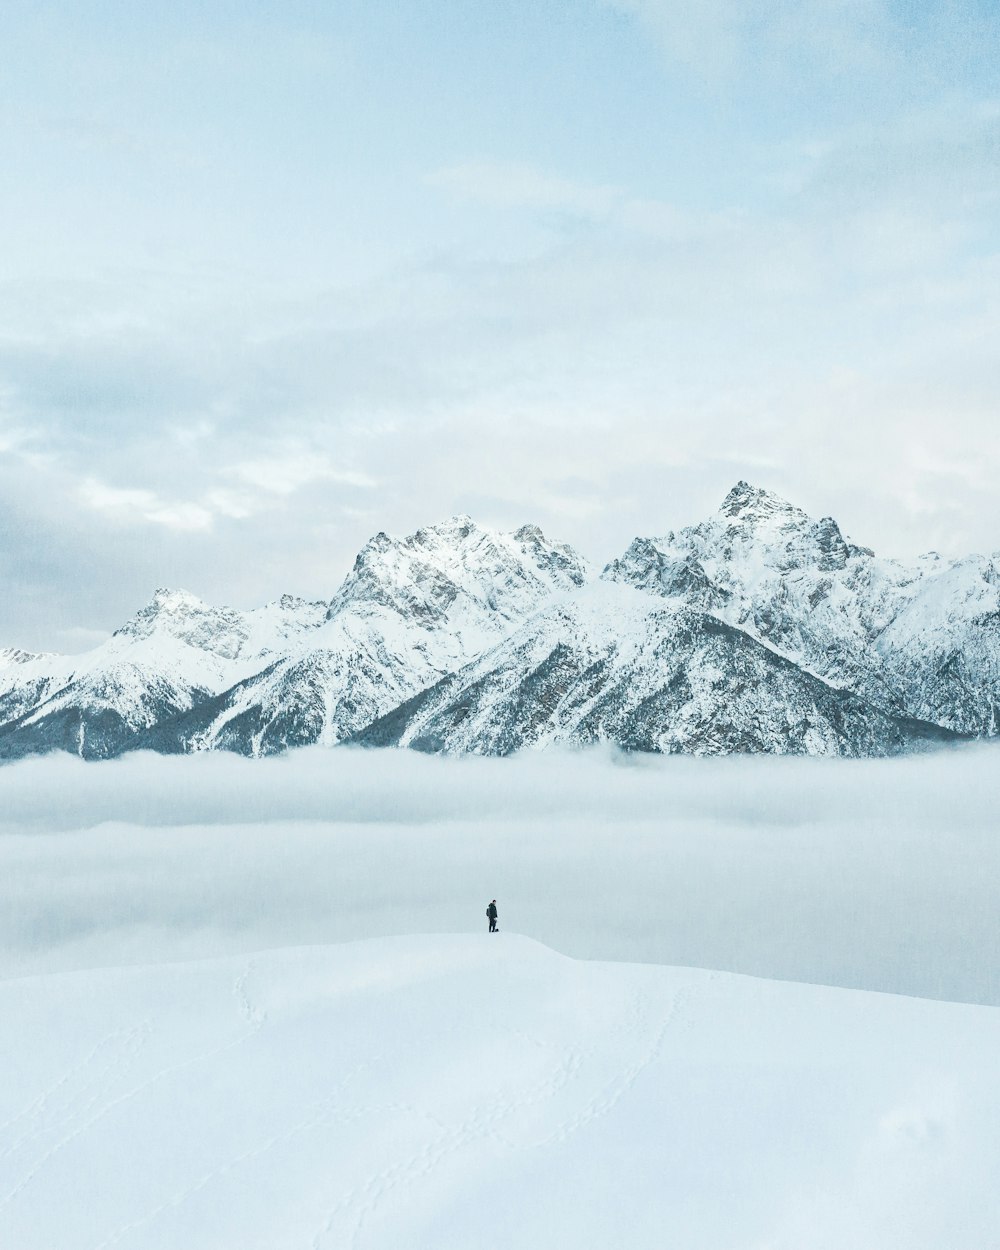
[603,481,892,639]
[715,482,877,565]
[113,587,255,660]
[258,593,329,629]
[717,482,816,542]
[413,514,476,545]
[811,515,850,571]
[603,537,729,610]
[0,647,54,667]
[602,537,663,587]
[720,480,802,519]
[607,484,830,583]
[116,588,211,635]
[328,515,591,626]
[710,482,881,570]
[151,587,204,610]
[512,523,589,587]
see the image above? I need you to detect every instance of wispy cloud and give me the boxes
[78,479,215,532]
[428,160,734,245]
[226,452,377,496]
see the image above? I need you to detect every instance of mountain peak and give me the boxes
[719,482,803,522]
[113,587,240,650]
[412,515,477,545]
[149,588,207,612]
[0,646,52,667]
[329,515,590,628]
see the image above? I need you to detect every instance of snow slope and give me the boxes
[0,591,327,759]
[355,580,952,756]
[1,935,997,1250]
[136,518,593,756]
[605,481,1000,734]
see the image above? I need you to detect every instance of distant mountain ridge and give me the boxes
[2,485,996,760]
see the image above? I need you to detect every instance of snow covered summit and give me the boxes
[328,514,591,640]
[1,489,997,759]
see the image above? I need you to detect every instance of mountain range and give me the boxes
[2,482,997,760]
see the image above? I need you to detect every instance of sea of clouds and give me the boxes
[2,744,997,1004]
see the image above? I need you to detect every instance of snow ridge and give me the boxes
[1,491,996,759]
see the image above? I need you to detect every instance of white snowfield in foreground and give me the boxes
[1,936,997,1250]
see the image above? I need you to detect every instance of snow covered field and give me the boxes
[1,747,998,1246]
[3,938,1000,1250]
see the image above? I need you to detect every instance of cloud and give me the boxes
[0,745,997,1008]
[1,5,998,650]
[53,625,112,650]
[429,159,732,247]
[225,452,377,496]
[79,478,215,531]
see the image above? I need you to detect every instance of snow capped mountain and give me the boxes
[605,483,909,695]
[603,481,1000,735]
[0,647,65,727]
[874,553,1000,734]
[352,580,953,757]
[116,587,328,660]
[0,490,995,760]
[328,515,590,641]
[137,517,593,757]
[0,590,328,760]
[140,605,453,757]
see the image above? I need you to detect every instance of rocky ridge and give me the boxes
[1,486,996,759]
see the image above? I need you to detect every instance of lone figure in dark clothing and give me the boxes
[487,900,498,933]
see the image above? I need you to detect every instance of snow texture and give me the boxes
[0,937,997,1250]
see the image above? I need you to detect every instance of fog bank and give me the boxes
[2,746,997,1004]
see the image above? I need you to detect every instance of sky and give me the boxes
[1,0,998,651]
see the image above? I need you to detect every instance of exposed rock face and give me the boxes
[138,517,594,757]
[0,593,327,760]
[350,582,954,757]
[602,482,999,736]
[327,515,589,633]
[0,488,995,760]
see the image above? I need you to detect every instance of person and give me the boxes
[487,899,498,933]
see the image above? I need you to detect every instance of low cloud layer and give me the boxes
[2,745,996,1005]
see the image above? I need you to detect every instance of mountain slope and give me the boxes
[605,481,1000,733]
[0,489,996,761]
[352,581,957,757]
[137,518,593,756]
[0,591,327,760]
[0,648,65,727]
[874,554,1000,734]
